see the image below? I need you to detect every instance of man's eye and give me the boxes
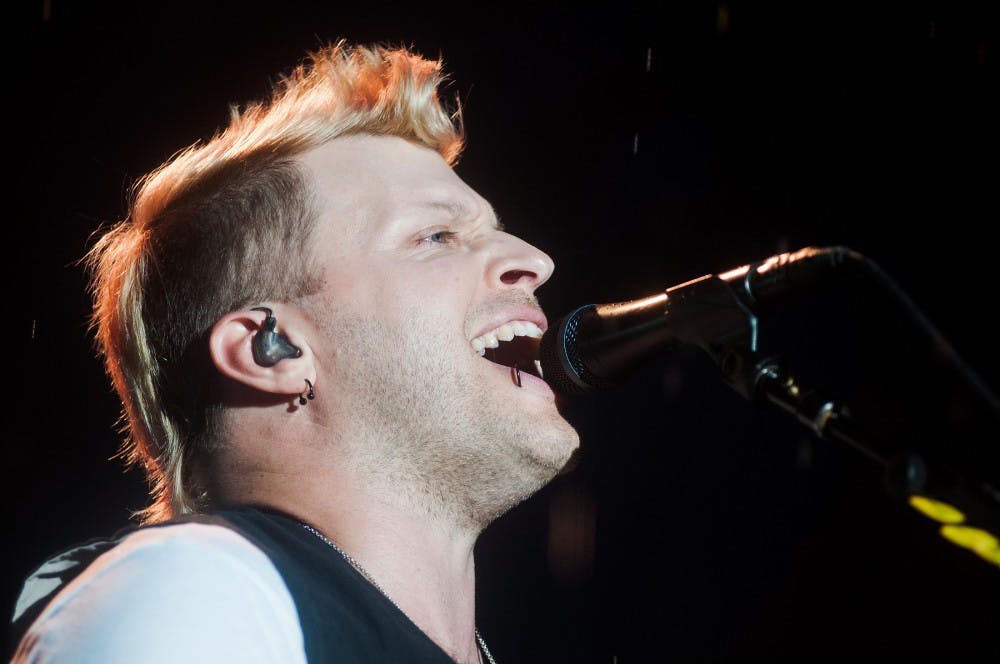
[424,231,457,245]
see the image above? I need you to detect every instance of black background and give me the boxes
[9,1,1000,662]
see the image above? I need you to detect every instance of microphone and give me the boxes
[538,246,858,395]
[538,245,1000,566]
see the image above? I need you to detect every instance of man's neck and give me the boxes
[212,454,485,663]
[315,488,481,660]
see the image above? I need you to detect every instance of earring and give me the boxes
[299,379,315,405]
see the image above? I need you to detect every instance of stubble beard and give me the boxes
[319,304,578,532]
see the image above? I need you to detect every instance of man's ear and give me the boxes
[208,306,314,396]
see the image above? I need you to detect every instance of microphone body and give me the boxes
[538,246,856,395]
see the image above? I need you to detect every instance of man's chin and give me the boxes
[523,420,581,482]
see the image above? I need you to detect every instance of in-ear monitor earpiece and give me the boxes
[250,306,303,367]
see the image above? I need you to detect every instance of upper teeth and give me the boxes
[471,320,543,356]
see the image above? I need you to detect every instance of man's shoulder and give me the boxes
[57,519,283,586]
[11,514,307,663]
[14,518,257,621]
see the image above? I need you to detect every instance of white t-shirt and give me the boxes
[13,523,307,663]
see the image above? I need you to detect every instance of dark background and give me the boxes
[9,1,999,662]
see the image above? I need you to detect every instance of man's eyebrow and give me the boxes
[418,199,505,231]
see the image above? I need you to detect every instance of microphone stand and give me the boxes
[751,356,1000,567]
[670,250,1000,568]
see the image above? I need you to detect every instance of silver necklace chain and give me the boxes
[299,522,497,664]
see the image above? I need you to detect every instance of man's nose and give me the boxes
[485,232,555,292]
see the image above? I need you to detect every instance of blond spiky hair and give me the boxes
[85,42,464,523]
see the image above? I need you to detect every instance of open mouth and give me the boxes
[471,320,545,380]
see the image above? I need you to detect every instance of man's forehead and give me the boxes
[301,134,453,183]
[299,135,501,237]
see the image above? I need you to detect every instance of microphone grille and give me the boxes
[539,305,602,395]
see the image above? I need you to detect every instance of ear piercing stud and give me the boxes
[299,379,315,405]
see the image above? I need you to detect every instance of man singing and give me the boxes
[11,41,580,663]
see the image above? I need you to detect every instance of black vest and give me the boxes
[11,506,458,663]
